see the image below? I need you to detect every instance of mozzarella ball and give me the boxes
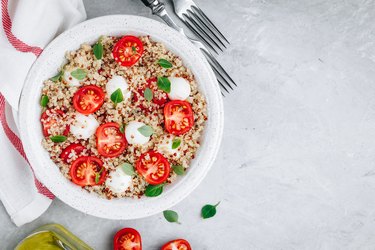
[125,121,150,145]
[70,113,99,139]
[106,75,131,100]
[167,77,191,100]
[105,166,132,195]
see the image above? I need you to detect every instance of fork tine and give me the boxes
[217,78,230,93]
[184,13,223,52]
[202,49,237,88]
[213,65,234,90]
[207,58,234,90]
[192,5,230,44]
[189,9,227,48]
[182,18,219,55]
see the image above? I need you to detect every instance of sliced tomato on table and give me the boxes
[112,36,144,67]
[113,228,142,250]
[164,100,194,135]
[73,85,105,115]
[136,151,170,185]
[40,109,69,137]
[70,156,106,186]
[60,143,85,163]
[96,122,127,158]
[161,239,191,250]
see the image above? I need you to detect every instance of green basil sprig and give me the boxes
[93,42,103,60]
[137,125,153,137]
[71,69,87,80]
[50,135,67,143]
[50,71,63,82]
[40,95,49,107]
[121,162,135,176]
[119,123,125,134]
[145,184,164,197]
[158,59,173,68]
[144,87,153,102]
[110,88,124,105]
[163,210,181,224]
[172,165,185,176]
[201,201,220,219]
[172,138,181,149]
[157,77,171,93]
[95,167,104,184]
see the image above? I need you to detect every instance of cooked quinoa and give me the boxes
[40,35,207,199]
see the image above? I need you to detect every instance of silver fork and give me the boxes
[172,0,229,53]
[140,0,236,94]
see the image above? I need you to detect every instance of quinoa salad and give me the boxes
[39,35,207,199]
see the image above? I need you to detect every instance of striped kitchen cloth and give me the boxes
[0,0,86,226]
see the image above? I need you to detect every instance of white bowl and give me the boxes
[19,15,223,220]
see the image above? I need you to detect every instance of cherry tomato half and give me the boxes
[161,239,191,250]
[136,151,170,185]
[112,36,144,67]
[164,100,194,135]
[73,85,105,115]
[40,109,69,137]
[96,122,127,158]
[60,143,85,163]
[70,156,107,186]
[113,228,142,250]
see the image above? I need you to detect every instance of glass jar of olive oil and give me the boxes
[15,224,93,250]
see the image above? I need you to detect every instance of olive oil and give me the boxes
[15,224,92,250]
[16,231,64,250]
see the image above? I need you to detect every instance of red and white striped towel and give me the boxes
[0,0,86,226]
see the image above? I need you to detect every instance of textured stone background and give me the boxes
[2,0,375,249]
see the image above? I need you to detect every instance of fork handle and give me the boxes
[139,0,184,34]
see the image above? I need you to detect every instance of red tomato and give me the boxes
[73,85,105,115]
[70,156,107,186]
[60,143,85,163]
[96,122,127,158]
[112,36,144,67]
[40,109,69,137]
[164,100,194,135]
[161,239,191,250]
[136,151,170,185]
[113,228,142,250]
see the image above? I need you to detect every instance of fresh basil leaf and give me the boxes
[120,162,135,176]
[157,77,171,93]
[163,210,181,224]
[137,125,153,137]
[119,123,125,134]
[50,71,63,82]
[110,88,124,104]
[71,68,87,80]
[95,167,104,184]
[50,135,67,143]
[145,184,164,197]
[201,201,220,219]
[144,87,153,102]
[172,165,185,176]
[132,46,137,53]
[93,42,103,60]
[40,95,49,107]
[158,59,173,68]
[172,138,181,149]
